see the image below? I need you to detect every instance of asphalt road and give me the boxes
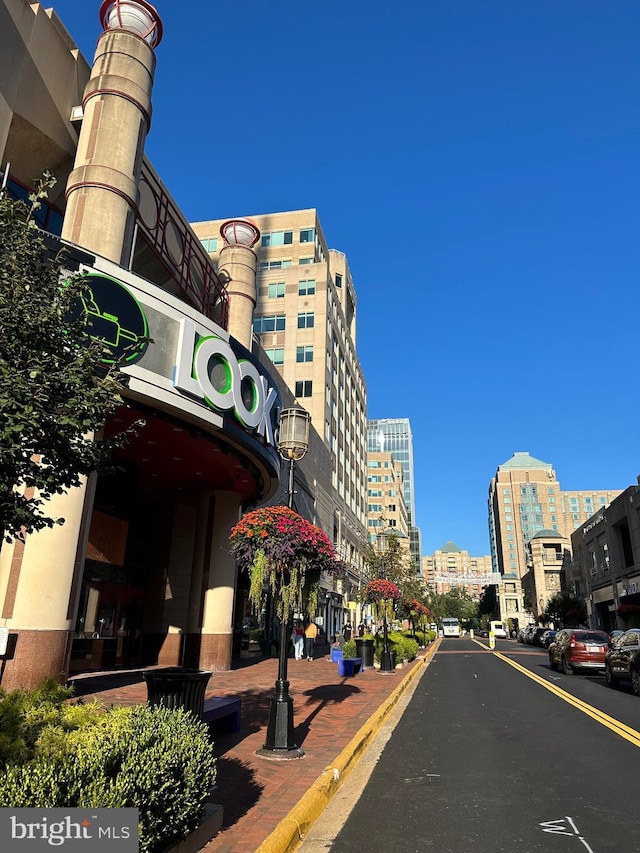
[309,638,640,853]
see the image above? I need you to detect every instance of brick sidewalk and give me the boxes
[70,650,425,852]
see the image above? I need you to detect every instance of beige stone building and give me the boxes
[423,543,496,599]
[520,529,570,620]
[488,451,622,626]
[191,210,369,578]
[366,451,409,540]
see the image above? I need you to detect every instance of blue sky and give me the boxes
[51,1,640,556]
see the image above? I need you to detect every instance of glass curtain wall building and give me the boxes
[367,418,422,573]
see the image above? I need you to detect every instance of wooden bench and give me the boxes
[202,696,242,732]
[338,657,362,677]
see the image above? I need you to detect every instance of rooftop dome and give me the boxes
[530,529,566,540]
[498,451,552,471]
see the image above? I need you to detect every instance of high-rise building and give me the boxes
[488,451,622,623]
[423,542,496,599]
[191,210,369,571]
[366,419,422,572]
[366,449,409,539]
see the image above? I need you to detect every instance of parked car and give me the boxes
[540,629,558,649]
[548,628,611,674]
[519,625,536,644]
[525,625,541,644]
[609,629,625,645]
[530,627,550,647]
[605,629,640,695]
[517,625,533,643]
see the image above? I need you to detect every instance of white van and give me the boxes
[489,620,508,639]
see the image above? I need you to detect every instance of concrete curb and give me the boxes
[255,639,442,853]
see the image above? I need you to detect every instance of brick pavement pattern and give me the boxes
[70,649,426,852]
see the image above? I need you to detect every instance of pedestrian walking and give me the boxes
[291,619,305,659]
[304,619,318,661]
[357,622,365,638]
[343,621,352,642]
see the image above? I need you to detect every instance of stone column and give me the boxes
[62,26,158,265]
[198,491,242,672]
[217,220,260,349]
[0,480,93,691]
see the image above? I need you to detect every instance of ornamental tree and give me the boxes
[228,505,342,618]
[0,175,135,542]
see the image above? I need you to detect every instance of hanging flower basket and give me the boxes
[364,579,401,603]
[229,505,343,618]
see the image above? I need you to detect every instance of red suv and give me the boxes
[548,628,611,675]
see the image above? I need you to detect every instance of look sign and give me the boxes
[173,318,279,446]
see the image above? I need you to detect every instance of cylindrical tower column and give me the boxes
[198,491,242,672]
[61,1,163,265]
[217,219,260,349]
[0,478,94,691]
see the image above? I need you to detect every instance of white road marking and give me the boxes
[539,817,595,852]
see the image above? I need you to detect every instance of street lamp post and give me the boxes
[376,529,395,674]
[258,406,310,760]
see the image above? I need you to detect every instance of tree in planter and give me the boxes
[0,174,142,542]
[543,591,587,627]
[399,597,431,643]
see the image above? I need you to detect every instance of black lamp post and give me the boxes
[256,406,310,760]
[376,529,396,674]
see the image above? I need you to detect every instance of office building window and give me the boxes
[296,345,313,362]
[300,228,315,243]
[335,273,343,288]
[264,347,284,365]
[298,312,315,328]
[268,282,285,298]
[261,230,293,247]
[200,237,218,252]
[298,279,315,295]
[253,315,286,333]
[299,257,314,265]
[295,380,313,397]
[259,259,292,270]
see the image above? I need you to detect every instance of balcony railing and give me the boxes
[135,162,228,326]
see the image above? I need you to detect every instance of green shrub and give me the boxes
[0,688,216,853]
[0,678,97,768]
[342,639,357,658]
[371,631,419,663]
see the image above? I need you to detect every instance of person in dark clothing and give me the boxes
[343,622,352,642]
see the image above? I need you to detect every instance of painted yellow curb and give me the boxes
[255,640,441,853]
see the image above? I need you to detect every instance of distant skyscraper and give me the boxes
[367,418,422,572]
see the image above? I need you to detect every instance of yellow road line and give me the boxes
[472,639,640,748]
